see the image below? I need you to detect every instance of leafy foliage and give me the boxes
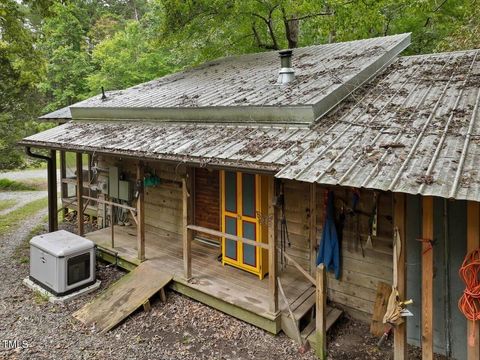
[0,0,478,169]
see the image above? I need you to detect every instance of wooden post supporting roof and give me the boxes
[394,193,407,360]
[110,203,114,248]
[76,153,84,236]
[422,196,434,360]
[467,201,480,360]
[310,183,317,275]
[315,263,327,359]
[183,168,193,280]
[50,149,58,231]
[136,161,145,261]
[268,176,278,314]
[59,150,68,219]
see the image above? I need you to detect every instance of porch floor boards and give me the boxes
[86,226,312,321]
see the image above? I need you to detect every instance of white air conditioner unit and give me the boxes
[29,230,96,296]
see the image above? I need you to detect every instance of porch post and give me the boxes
[59,150,68,219]
[136,161,145,261]
[76,152,84,236]
[309,183,317,275]
[315,263,327,359]
[268,176,278,314]
[183,167,193,280]
[49,149,58,231]
[467,201,480,360]
[394,193,407,360]
[422,196,434,360]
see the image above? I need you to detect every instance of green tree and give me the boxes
[38,2,94,112]
[87,20,178,91]
[0,0,45,169]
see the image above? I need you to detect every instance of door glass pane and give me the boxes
[242,221,256,267]
[225,171,237,213]
[225,216,237,260]
[242,173,255,217]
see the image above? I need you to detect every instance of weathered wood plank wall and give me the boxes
[277,180,312,271]
[280,180,393,321]
[97,157,184,239]
[321,186,393,321]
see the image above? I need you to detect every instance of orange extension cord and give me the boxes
[459,249,480,346]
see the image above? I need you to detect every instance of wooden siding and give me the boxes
[277,180,311,271]
[279,180,393,321]
[316,186,393,321]
[96,156,184,240]
[194,168,220,240]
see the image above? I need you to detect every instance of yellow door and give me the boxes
[221,171,266,278]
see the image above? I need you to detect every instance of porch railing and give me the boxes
[82,195,138,249]
[186,225,269,250]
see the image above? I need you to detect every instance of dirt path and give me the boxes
[0,208,47,263]
[0,169,48,182]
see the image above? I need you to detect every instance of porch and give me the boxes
[86,224,314,333]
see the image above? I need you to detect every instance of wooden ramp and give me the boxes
[73,262,172,333]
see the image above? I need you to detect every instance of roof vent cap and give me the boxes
[277,50,295,85]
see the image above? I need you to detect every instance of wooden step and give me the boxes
[288,286,315,312]
[281,288,315,340]
[73,261,172,333]
[282,303,343,345]
[305,308,343,346]
[281,287,315,323]
[292,291,316,323]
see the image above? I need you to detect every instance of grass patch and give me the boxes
[0,197,48,236]
[13,221,48,264]
[0,178,40,191]
[0,199,17,212]
[33,290,50,304]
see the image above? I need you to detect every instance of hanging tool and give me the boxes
[377,324,393,348]
[278,182,291,270]
[366,192,378,249]
[351,189,364,256]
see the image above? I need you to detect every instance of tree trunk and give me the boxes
[282,10,299,48]
[285,18,299,48]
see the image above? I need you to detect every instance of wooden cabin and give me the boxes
[21,32,480,359]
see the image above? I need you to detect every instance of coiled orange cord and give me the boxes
[459,249,480,346]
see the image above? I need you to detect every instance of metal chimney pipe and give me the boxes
[277,50,295,85]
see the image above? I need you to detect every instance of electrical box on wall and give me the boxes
[109,166,119,198]
[118,180,132,201]
[100,182,108,195]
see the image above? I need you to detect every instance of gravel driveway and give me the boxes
[0,191,47,216]
[0,214,317,360]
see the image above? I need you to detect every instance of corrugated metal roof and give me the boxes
[277,49,480,201]
[69,34,411,124]
[20,121,310,172]
[22,49,480,202]
[38,106,72,121]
